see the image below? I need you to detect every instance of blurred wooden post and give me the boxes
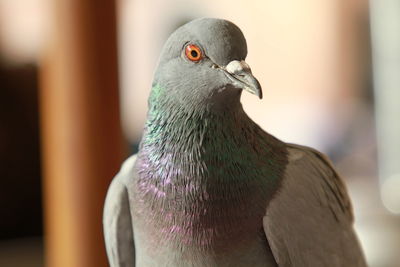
[39,0,125,266]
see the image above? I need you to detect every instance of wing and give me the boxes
[263,144,366,267]
[103,155,137,267]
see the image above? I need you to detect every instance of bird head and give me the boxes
[151,18,262,113]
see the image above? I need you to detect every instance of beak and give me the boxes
[222,60,263,99]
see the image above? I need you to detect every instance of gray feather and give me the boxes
[263,144,366,266]
[103,155,137,267]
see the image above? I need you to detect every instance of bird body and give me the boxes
[104,18,366,267]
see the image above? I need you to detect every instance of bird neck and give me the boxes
[139,96,247,162]
[137,94,287,188]
[134,96,288,250]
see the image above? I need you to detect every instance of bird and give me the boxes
[103,18,367,267]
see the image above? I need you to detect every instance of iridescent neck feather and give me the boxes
[133,84,288,251]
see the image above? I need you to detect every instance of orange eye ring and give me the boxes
[185,44,203,62]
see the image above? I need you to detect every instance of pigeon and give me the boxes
[103,18,367,267]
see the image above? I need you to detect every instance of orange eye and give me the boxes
[185,44,203,62]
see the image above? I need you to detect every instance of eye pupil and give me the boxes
[191,50,198,58]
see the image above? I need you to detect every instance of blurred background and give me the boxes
[0,0,399,266]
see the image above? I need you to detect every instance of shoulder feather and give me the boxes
[286,143,353,222]
[103,154,137,267]
[263,144,366,266]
